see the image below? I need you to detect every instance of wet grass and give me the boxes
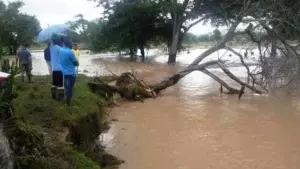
[8,75,107,169]
[13,75,105,126]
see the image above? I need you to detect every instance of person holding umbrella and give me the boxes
[36,24,70,100]
[60,39,79,105]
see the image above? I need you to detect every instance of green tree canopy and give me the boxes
[91,1,172,60]
[0,0,40,55]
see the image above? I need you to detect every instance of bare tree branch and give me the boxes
[151,60,220,93]
[201,69,240,94]
[244,29,265,64]
[242,19,275,22]
[188,20,242,66]
[186,17,207,31]
[217,63,263,94]
[259,21,300,62]
[224,46,256,83]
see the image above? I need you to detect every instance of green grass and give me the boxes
[8,75,106,169]
[14,75,105,126]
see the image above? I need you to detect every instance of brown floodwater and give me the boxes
[101,60,300,169]
[25,50,300,169]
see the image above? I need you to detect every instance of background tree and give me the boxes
[91,0,258,63]
[0,0,40,55]
[92,1,167,61]
[212,29,222,42]
[89,0,300,99]
[182,33,199,45]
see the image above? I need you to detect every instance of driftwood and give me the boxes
[88,72,156,102]
[239,85,246,99]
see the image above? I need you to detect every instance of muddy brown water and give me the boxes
[21,50,300,169]
[101,61,300,169]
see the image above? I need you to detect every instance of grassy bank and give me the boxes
[5,75,118,169]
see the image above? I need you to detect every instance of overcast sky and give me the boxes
[4,0,217,35]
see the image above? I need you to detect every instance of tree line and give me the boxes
[0,1,40,56]
[1,0,299,66]
[66,0,300,64]
[83,0,300,96]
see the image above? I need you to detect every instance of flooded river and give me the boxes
[29,49,300,169]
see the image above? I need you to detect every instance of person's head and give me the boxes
[22,44,29,49]
[72,43,78,50]
[60,36,65,47]
[64,39,73,49]
[52,34,61,46]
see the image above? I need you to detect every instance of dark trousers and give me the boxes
[52,71,63,87]
[51,71,64,101]
[64,75,76,104]
[20,63,32,82]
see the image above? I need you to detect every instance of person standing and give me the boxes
[16,44,32,83]
[72,43,80,74]
[60,40,79,105]
[44,42,52,75]
[50,35,64,100]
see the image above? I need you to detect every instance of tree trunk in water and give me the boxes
[168,53,176,64]
[139,45,145,62]
[12,45,17,55]
[168,13,181,64]
[177,33,184,53]
[129,48,135,61]
[168,31,180,64]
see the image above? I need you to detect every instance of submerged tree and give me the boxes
[89,0,300,100]
[91,0,262,63]
[95,1,169,61]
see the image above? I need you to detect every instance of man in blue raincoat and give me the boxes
[60,39,79,105]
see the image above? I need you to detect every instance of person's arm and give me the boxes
[70,52,79,66]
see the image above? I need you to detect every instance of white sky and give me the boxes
[4,0,101,28]
[4,0,218,35]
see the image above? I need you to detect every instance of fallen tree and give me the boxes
[88,0,300,101]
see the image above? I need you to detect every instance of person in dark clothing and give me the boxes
[16,44,32,82]
[44,42,51,75]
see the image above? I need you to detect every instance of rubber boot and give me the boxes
[56,88,65,101]
[51,86,57,99]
